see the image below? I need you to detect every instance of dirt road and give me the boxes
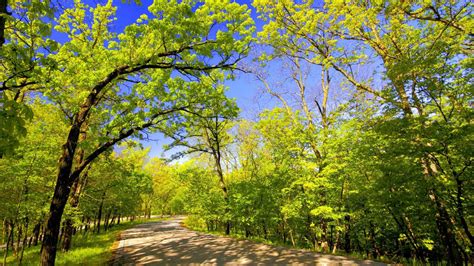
[110,217,385,265]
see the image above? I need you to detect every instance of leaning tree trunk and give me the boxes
[62,127,89,252]
[40,172,75,266]
[421,155,463,264]
[344,215,351,253]
[40,120,93,264]
[40,81,97,265]
[429,188,462,264]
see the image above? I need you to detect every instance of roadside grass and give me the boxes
[4,217,165,265]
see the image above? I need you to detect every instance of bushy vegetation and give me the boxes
[1,0,472,265]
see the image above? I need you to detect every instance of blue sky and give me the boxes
[103,0,268,158]
[59,1,346,160]
[45,0,268,159]
[108,0,266,116]
[102,0,353,160]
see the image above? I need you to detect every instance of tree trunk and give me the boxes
[110,213,116,228]
[58,224,64,248]
[104,210,111,232]
[40,176,73,266]
[429,189,461,265]
[40,105,86,265]
[61,124,90,252]
[61,219,74,252]
[263,221,268,240]
[61,167,90,251]
[19,221,29,265]
[2,219,6,262]
[388,207,425,261]
[332,230,340,254]
[422,155,463,265]
[96,193,105,234]
[214,152,230,235]
[84,217,89,234]
[245,227,250,238]
[344,215,351,253]
[369,224,378,259]
[13,222,17,257]
[31,221,41,247]
[0,0,8,47]
[3,220,12,266]
[456,178,473,247]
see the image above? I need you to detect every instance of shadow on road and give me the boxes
[110,217,385,265]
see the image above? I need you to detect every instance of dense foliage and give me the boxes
[0,0,472,265]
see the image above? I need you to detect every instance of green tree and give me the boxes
[0,100,67,264]
[254,0,472,263]
[162,82,238,234]
[35,1,253,264]
[0,0,55,155]
[144,158,181,216]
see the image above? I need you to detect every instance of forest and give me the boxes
[0,0,472,265]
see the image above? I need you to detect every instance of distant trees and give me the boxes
[161,82,238,234]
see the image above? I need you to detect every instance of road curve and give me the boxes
[110,217,385,265]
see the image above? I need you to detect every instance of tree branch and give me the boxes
[69,106,189,181]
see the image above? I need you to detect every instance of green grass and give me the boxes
[4,217,165,265]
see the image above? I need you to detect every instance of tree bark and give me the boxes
[12,222,16,257]
[3,220,12,266]
[209,117,231,235]
[40,174,74,266]
[32,222,41,246]
[19,221,28,265]
[456,178,473,247]
[104,210,111,232]
[96,192,105,234]
[216,159,230,235]
[344,215,351,253]
[429,189,461,265]
[61,165,90,251]
[0,0,8,47]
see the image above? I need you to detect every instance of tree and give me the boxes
[162,82,238,234]
[0,100,67,264]
[36,1,254,264]
[0,0,55,155]
[254,0,472,263]
[144,158,181,216]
